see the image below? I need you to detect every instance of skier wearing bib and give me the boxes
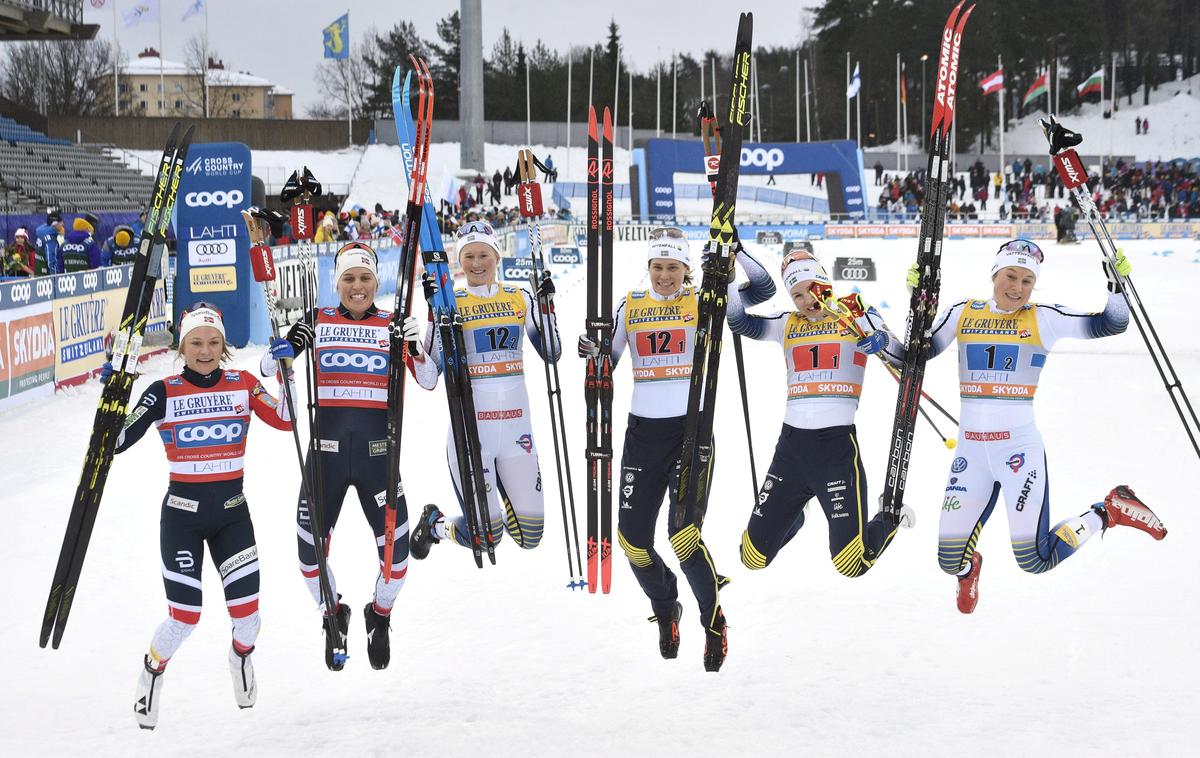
[577,228,774,672]
[728,249,910,578]
[276,242,425,669]
[409,220,560,559]
[111,304,295,728]
[921,239,1167,613]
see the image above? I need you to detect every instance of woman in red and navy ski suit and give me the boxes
[275,242,425,670]
[113,304,295,729]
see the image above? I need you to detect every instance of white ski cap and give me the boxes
[334,242,378,280]
[782,257,831,293]
[991,239,1042,279]
[178,304,225,342]
[647,236,691,268]
[456,220,501,256]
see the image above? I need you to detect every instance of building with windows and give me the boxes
[115,48,292,119]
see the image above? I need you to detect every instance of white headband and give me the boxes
[178,306,225,342]
[783,258,830,292]
[334,249,378,281]
[991,248,1041,279]
[457,229,501,256]
[647,236,691,267]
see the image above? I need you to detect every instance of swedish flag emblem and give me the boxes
[323,13,349,60]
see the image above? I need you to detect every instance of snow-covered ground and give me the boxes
[6,234,1199,755]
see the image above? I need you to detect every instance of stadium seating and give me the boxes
[0,115,155,213]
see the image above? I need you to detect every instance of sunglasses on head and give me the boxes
[182,301,223,317]
[336,241,378,263]
[457,220,496,237]
[649,226,685,240]
[998,239,1045,263]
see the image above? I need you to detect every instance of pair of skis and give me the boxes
[584,106,615,593]
[383,55,434,580]
[393,62,495,567]
[698,95,759,506]
[876,1,974,536]
[40,122,195,649]
[516,149,585,589]
[241,180,344,667]
[671,12,754,531]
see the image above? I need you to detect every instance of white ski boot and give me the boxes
[228,645,257,709]
[133,656,165,730]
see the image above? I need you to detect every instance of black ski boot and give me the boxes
[649,602,682,660]
[410,504,444,560]
[703,607,728,673]
[363,602,392,670]
[324,600,351,671]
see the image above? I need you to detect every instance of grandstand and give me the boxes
[0,114,155,212]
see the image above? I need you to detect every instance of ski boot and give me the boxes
[410,504,445,560]
[228,645,257,708]
[324,600,351,671]
[133,656,165,730]
[1100,485,1167,540]
[649,601,682,660]
[956,551,982,614]
[363,602,392,670]
[703,607,728,673]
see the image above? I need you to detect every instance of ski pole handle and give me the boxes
[291,205,315,242]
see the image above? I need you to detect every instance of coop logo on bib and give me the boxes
[319,349,387,374]
[175,420,247,447]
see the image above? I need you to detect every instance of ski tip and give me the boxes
[603,107,612,134]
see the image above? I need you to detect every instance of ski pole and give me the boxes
[243,205,345,668]
[1042,116,1200,462]
[517,148,585,589]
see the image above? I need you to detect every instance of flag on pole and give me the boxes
[323,13,350,60]
[181,0,205,23]
[1075,68,1104,98]
[846,62,860,99]
[1022,70,1048,108]
[901,64,908,105]
[980,69,1004,95]
[123,0,159,28]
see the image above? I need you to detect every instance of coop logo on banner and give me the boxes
[177,142,253,346]
[501,257,535,282]
[549,247,582,265]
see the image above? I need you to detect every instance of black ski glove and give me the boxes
[286,320,314,352]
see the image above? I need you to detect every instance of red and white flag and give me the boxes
[980,69,1004,95]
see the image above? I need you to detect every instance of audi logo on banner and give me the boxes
[184,190,245,209]
[833,256,877,282]
[188,238,237,267]
[176,421,247,447]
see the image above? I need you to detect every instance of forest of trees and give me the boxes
[314,0,1198,150]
